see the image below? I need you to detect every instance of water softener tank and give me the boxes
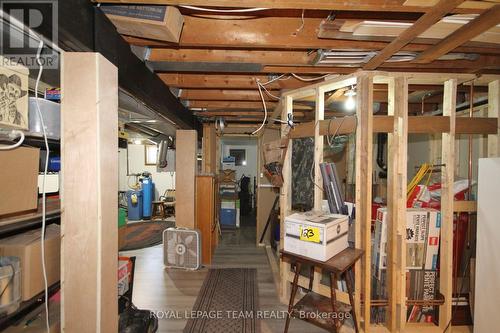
[127,189,143,221]
[141,175,154,218]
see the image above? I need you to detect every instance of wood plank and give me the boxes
[363,0,466,70]
[279,95,293,304]
[453,200,477,212]
[123,15,500,52]
[160,73,310,90]
[439,78,457,331]
[61,52,118,333]
[202,123,217,173]
[415,5,500,63]
[289,116,498,138]
[488,80,500,156]
[189,100,313,110]
[95,0,484,13]
[149,48,499,72]
[312,87,324,295]
[175,130,198,228]
[354,74,373,331]
[386,76,408,331]
[180,89,277,101]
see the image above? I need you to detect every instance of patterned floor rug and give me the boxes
[184,268,259,333]
[120,220,174,251]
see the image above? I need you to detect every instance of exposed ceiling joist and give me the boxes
[363,0,467,70]
[121,15,500,53]
[188,100,313,110]
[148,48,500,72]
[93,0,489,13]
[159,74,313,90]
[415,5,500,63]
[180,89,278,101]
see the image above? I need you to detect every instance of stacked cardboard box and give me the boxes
[371,208,441,323]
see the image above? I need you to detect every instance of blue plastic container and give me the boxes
[220,208,236,228]
[141,176,154,218]
[127,189,143,221]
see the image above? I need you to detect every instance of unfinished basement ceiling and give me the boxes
[96,0,500,131]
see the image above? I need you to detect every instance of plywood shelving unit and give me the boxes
[278,71,500,332]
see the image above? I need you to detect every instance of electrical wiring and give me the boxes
[179,5,268,13]
[296,9,305,33]
[251,81,268,135]
[259,83,280,100]
[0,130,25,150]
[33,38,50,333]
[291,73,331,82]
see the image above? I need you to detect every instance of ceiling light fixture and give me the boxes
[344,87,356,111]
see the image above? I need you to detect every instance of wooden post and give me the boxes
[176,130,198,228]
[386,76,408,332]
[61,52,118,333]
[355,75,373,331]
[439,79,457,331]
[312,87,324,290]
[279,95,293,304]
[488,80,500,157]
[202,123,217,173]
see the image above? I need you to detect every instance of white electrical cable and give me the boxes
[34,39,50,333]
[291,73,331,82]
[0,130,25,150]
[259,84,280,100]
[179,5,268,13]
[251,81,268,135]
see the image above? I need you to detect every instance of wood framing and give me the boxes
[61,52,118,332]
[277,70,500,333]
[202,123,217,173]
[386,76,408,331]
[415,5,500,64]
[439,79,457,331]
[175,130,198,228]
[363,0,466,70]
[488,80,500,157]
[355,74,374,331]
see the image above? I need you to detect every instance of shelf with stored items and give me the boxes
[277,71,499,333]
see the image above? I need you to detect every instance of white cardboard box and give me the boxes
[372,208,441,279]
[284,211,349,261]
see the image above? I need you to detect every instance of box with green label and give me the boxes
[284,211,349,261]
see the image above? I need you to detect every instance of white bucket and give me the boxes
[0,256,21,316]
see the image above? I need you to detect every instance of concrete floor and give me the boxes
[121,220,331,333]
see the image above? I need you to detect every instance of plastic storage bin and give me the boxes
[220,208,236,228]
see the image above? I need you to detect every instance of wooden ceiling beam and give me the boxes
[148,48,315,64]
[149,49,499,71]
[363,0,466,70]
[188,100,313,110]
[121,15,500,54]
[160,74,314,89]
[180,89,278,101]
[160,74,492,91]
[414,5,500,64]
[94,0,488,13]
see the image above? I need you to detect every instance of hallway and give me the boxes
[122,226,328,333]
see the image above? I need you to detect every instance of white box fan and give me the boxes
[163,228,201,270]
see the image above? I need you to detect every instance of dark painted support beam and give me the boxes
[44,0,196,129]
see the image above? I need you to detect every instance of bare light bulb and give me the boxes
[345,94,355,111]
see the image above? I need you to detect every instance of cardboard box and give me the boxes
[0,225,60,301]
[284,211,349,261]
[101,5,184,43]
[0,147,40,216]
[372,208,441,279]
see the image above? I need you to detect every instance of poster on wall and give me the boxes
[0,56,29,130]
